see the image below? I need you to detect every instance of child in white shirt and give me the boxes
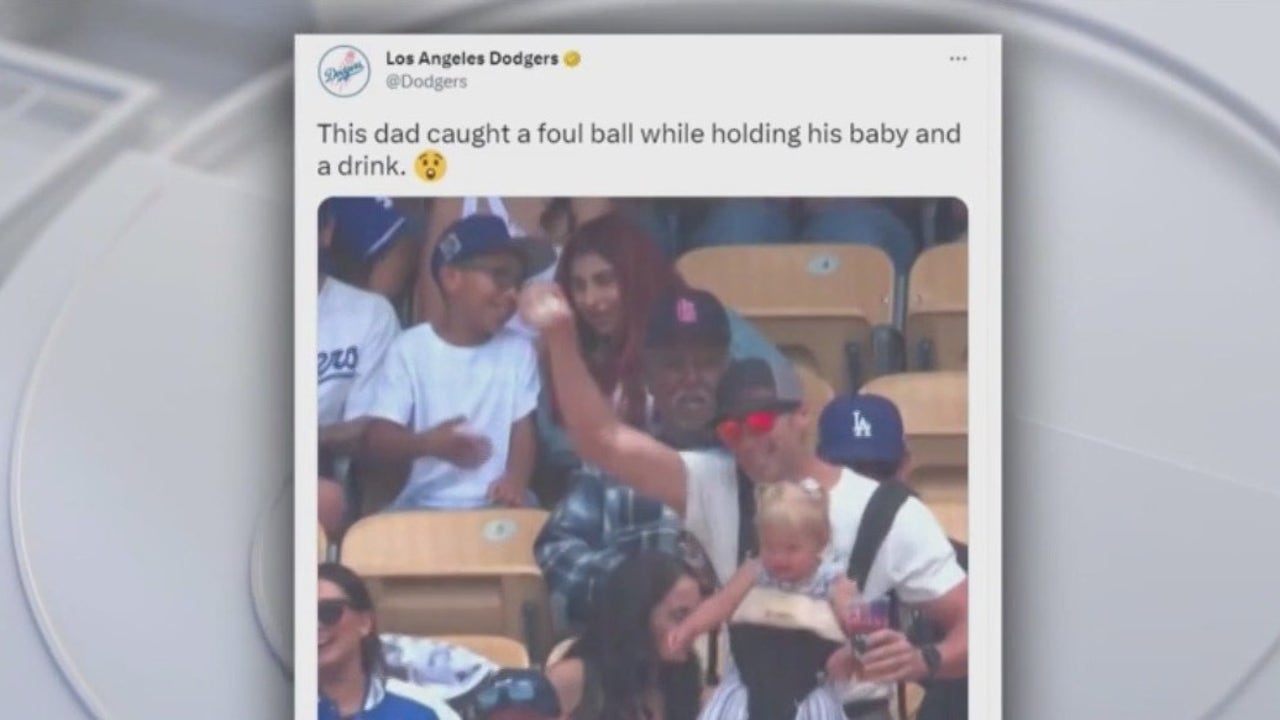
[353,214,555,510]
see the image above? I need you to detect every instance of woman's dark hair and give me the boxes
[569,552,702,720]
[319,562,385,678]
[552,212,685,428]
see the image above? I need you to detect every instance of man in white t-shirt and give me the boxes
[520,283,967,720]
[316,198,407,535]
[353,214,556,510]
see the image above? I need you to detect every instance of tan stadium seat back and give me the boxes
[340,509,555,662]
[678,244,895,393]
[861,371,967,543]
[433,634,531,669]
[905,242,967,371]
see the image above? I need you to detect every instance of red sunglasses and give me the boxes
[715,410,781,445]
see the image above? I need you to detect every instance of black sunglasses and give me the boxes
[318,598,352,627]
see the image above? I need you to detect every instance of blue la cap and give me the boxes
[321,197,419,268]
[817,393,907,465]
[430,214,556,284]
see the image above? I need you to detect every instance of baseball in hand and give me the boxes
[520,283,570,329]
[532,295,564,324]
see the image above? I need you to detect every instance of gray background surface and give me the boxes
[1,1,1278,718]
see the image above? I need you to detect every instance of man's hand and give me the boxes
[825,644,857,683]
[856,629,928,683]
[421,416,492,468]
[487,475,529,507]
[518,282,574,333]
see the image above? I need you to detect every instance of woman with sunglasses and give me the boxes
[319,563,458,720]
[544,552,705,720]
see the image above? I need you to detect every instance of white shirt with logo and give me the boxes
[352,323,540,510]
[317,277,401,427]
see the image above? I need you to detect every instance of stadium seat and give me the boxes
[798,198,919,277]
[677,243,896,393]
[905,242,967,371]
[433,634,531,669]
[860,371,967,543]
[340,509,555,662]
[318,523,329,563]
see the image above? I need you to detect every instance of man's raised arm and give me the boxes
[520,283,690,516]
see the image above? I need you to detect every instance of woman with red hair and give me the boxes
[553,211,684,429]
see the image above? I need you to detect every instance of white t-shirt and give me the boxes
[317,277,401,427]
[680,458,965,702]
[353,324,540,510]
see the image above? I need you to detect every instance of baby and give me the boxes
[668,479,858,719]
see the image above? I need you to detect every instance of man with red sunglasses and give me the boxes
[520,283,966,720]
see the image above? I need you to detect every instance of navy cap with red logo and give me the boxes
[645,288,732,350]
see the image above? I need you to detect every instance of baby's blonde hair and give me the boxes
[754,479,831,548]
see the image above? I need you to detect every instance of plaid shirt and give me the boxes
[534,467,685,627]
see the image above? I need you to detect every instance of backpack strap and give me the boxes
[846,480,911,590]
[845,480,911,720]
[706,468,759,687]
[736,467,760,563]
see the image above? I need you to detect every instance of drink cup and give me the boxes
[843,596,891,655]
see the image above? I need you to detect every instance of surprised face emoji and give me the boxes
[414,150,447,182]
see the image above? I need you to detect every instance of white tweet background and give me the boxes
[1,1,1279,719]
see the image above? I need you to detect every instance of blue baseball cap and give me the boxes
[817,393,907,465]
[321,197,419,267]
[430,214,557,284]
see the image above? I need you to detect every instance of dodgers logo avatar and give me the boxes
[318,45,371,97]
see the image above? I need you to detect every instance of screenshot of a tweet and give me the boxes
[297,34,1001,720]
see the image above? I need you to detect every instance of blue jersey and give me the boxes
[318,676,442,720]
